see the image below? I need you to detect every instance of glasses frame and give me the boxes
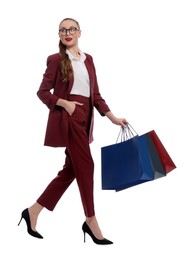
[59,27,80,36]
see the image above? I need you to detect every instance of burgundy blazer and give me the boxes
[37,53,110,147]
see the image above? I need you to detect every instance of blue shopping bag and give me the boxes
[114,132,167,191]
[101,129,155,191]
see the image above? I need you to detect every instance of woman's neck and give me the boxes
[67,47,80,58]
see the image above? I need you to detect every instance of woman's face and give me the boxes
[59,19,81,48]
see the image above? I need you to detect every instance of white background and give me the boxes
[1,0,189,259]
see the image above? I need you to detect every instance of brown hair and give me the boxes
[59,18,80,81]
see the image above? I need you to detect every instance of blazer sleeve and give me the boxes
[87,55,110,116]
[37,54,60,110]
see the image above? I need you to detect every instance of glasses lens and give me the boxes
[69,27,77,35]
[59,29,66,35]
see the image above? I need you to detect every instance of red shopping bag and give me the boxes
[147,130,176,173]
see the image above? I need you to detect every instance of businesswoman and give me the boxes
[18,18,127,245]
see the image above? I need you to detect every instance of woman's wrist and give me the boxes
[56,98,68,108]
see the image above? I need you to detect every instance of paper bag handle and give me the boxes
[116,124,138,143]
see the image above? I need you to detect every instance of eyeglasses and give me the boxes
[59,26,80,36]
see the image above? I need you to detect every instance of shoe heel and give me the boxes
[18,216,22,226]
[83,231,86,243]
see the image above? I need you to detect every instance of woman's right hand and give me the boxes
[56,99,83,115]
[64,100,83,115]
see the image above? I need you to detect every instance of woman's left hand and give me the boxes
[111,117,128,128]
[105,111,128,128]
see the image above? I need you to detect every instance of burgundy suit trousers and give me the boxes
[37,95,95,217]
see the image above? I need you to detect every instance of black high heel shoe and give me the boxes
[18,208,43,239]
[82,222,113,245]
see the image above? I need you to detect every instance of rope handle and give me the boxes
[116,124,138,143]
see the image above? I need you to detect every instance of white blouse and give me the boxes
[66,49,90,97]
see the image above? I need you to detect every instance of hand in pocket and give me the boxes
[65,101,83,115]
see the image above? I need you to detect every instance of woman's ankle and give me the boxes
[29,202,43,216]
[85,216,104,239]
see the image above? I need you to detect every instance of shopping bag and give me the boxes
[101,128,155,191]
[146,130,176,173]
[114,132,166,192]
[145,133,166,179]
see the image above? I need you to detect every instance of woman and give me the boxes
[18,18,127,245]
